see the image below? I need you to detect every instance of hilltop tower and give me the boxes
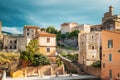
[109,6,113,16]
[102,6,120,30]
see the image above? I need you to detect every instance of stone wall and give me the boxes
[63,38,78,48]
[10,64,65,78]
[84,66,101,77]
[59,55,80,73]
[0,70,3,80]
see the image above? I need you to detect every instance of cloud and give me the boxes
[0,0,120,29]
[2,27,23,34]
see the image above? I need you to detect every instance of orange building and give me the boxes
[101,30,120,80]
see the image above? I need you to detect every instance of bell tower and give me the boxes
[109,6,113,15]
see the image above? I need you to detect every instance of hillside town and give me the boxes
[0,6,120,80]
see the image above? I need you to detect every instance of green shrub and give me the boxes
[20,51,50,66]
[32,54,50,66]
[91,60,101,67]
[56,57,63,67]
[61,53,78,61]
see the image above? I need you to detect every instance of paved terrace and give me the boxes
[6,74,99,80]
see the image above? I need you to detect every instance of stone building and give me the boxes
[61,22,79,34]
[90,24,102,32]
[24,25,40,39]
[78,32,101,66]
[101,30,120,80]
[76,24,91,33]
[0,22,57,56]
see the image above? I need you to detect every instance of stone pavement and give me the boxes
[6,74,99,80]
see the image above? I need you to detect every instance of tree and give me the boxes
[67,30,80,38]
[20,40,50,66]
[46,26,57,34]
[91,60,101,67]
[26,40,39,54]
[41,28,46,31]
[32,54,50,66]
[56,57,63,67]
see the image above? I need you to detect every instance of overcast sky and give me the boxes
[0,0,120,34]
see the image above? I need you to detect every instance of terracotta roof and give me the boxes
[37,32,56,37]
[24,25,40,29]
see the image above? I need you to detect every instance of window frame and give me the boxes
[47,38,50,43]
[47,48,50,52]
[108,40,113,48]
[109,54,112,61]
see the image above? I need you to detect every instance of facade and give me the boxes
[90,24,102,32]
[61,22,79,34]
[76,24,91,33]
[102,6,120,30]
[78,32,101,66]
[24,25,40,39]
[101,30,120,80]
[36,32,56,57]
[0,23,56,56]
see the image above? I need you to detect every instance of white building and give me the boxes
[76,24,91,33]
[61,22,79,34]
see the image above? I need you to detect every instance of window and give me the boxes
[92,46,94,50]
[5,46,8,49]
[47,38,50,43]
[14,40,17,44]
[109,54,112,61]
[27,33,29,36]
[14,46,16,49]
[27,28,29,31]
[118,73,120,77]
[10,40,12,43]
[108,40,113,48]
[92,35,94,38]
[47,48,50,52]
[10,46,12,49]
[109,70,112,79]
[103,63,105,68]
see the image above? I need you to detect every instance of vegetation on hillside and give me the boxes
[0,52,20,64]
[57,30,80,41]
[61,53,78,62]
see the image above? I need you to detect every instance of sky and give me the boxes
[0,0,120,34]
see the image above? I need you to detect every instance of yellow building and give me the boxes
[36,32,56,62]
